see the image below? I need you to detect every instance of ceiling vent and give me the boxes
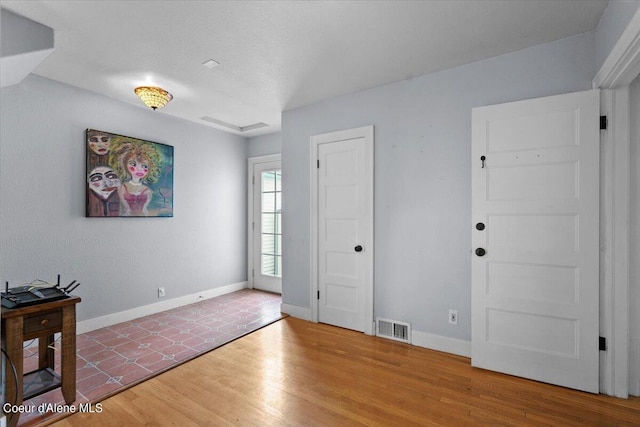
[200,116,268,132]
[376,317,411,344]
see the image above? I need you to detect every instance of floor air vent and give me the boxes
[376,317,411,343]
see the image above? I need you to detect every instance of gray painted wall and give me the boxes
[595,0,640,73]
[248,132,281,158]
[0,74,249,323]
[281,32,596,340]
[3,5,635,344]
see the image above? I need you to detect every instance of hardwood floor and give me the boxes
[51,317,639,426]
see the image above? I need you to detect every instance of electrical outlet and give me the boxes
[158,287,166,298]
[449,309,458,325]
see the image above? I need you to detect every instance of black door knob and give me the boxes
[475,248,486,257]
[476,222,485,231]
[354,245,363,252]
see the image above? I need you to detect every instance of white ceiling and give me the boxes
[1,0,608,137]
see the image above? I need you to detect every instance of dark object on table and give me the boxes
[1,275,80,309]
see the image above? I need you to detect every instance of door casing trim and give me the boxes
[592,6,640,398]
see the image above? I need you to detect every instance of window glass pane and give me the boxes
[262,234,276,255]
[262,213,275,234]
[262,171,275,192]
[259,168,282,278]
[262,192,275,212]
[262,254,276,276]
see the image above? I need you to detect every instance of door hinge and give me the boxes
[252,269,255,278]
[317,290,320,300]
[317,159,320,168]
[599,336,607,351]
[252,221,254,230]
[600,115,607,130]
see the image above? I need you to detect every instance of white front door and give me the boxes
[250,157,282,294]
[471,90,600,393]
[312,126,374,334]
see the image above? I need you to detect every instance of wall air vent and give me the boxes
[376,317,411,343]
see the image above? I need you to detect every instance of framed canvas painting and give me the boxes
[86,129,174,217]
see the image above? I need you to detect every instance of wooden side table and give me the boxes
[1,296,81,427]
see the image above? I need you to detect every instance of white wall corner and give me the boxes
[411,330,471,358]
[280,303,312,321]
[76,281,249,334]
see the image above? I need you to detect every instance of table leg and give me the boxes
[38,334,55,370]
[60,305,76,404]
[3,316,24,427]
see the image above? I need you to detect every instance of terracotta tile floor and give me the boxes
[13,289,283,426]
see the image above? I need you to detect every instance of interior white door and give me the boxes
[313,126,373,333]
[252,159,282,294]
[471,89,600,393]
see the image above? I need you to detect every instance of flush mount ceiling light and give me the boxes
[202,59,220,69]
[134,86,173,110]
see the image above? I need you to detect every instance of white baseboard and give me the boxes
[280,304,470,358]
[280,302,311,321]
[411,330,471,358]
[77,281,249,334]
[271,302,471,358]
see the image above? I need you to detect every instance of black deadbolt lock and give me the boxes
[354,245,363,252]
[476,222,485,231]
[475,248,486,257]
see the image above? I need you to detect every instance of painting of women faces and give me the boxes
[86,129,174,217]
